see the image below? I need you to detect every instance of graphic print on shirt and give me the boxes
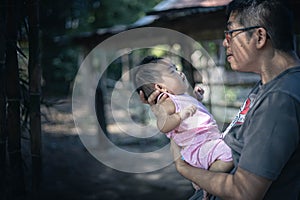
[221,93,256,138]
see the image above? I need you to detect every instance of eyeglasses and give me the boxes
[224,26,262,43]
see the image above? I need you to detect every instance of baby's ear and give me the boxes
[154,84,163,91]
[155,84,168,92]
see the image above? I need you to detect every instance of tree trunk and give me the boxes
[95,85,108,136]
[26,0,42,198]
[181,57,196,88]
[6,0,26,198]
[0,0,7,198]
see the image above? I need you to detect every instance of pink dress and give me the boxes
[162,93,232,169]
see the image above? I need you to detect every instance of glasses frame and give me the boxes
[224,25,262,43]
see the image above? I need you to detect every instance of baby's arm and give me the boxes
[151,98,196,133]
[151,98,179,133]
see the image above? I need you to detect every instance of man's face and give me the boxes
[223,12,259,73]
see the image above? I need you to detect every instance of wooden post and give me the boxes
[27,0,42,198]
[6,0,26,198]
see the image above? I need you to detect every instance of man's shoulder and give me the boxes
[264,66,300,100]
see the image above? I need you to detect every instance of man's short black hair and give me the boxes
[227,0,295,52]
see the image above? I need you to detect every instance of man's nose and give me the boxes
[223,37,229,48]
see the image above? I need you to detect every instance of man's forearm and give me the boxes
[176,160,234,199]
[175,159,271,200]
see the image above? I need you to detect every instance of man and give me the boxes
[142,0,300,199]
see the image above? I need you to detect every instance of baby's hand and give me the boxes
[179,105,197,120]
[194,86,204,102]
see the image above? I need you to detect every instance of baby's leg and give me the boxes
[208,160,233,173]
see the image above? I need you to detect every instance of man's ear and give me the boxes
[256,28,268,48]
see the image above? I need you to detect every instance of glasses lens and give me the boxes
[224,26,262,43]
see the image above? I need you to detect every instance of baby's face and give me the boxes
[156,60,189,95]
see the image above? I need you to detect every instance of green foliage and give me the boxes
[224,87,237,103]
[41,0,162,34]
[52,48,79,81]
[94,0,162,28]
[40,0,162,95]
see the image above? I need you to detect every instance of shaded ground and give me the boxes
[39,98,194,200]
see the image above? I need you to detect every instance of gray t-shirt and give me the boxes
[224,66,300,199]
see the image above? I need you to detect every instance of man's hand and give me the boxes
[170,139,182,162]
[139,90,168,105]
[139,90,149,104]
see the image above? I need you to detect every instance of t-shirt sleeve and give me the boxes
[238,92,300,180]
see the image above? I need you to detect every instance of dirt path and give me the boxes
[39,98,194,200]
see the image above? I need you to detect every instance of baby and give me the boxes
[133,56,233,198]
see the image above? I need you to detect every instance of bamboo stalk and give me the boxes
[0,0,7,198]
[27,0,42,198]
[6,0,26,198]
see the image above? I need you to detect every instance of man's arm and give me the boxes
[171,140,272,200]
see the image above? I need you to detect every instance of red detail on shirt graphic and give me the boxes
[240,98,251,115]
[222,96,254,137]
[235,98,251,125]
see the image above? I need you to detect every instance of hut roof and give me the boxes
[69,0,300,49]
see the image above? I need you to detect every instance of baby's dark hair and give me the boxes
[139,56,163,65]
[134,56,163,100]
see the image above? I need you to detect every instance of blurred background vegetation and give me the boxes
[40,0,162,95]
